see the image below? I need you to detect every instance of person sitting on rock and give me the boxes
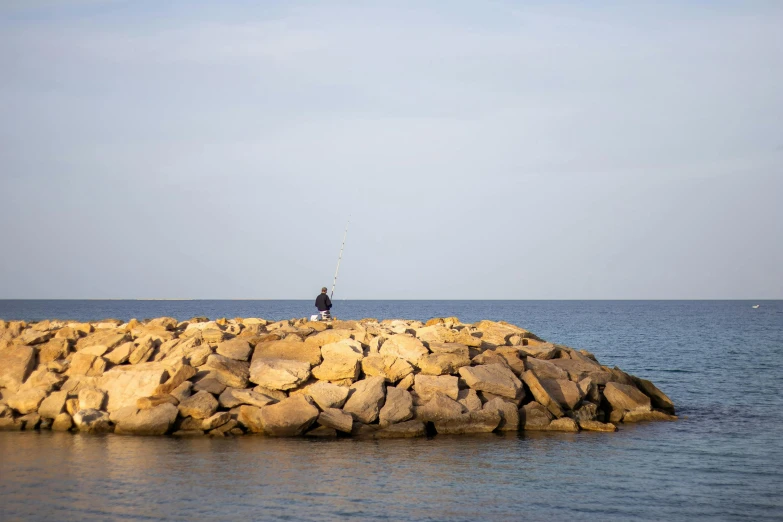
[315,287,332,320]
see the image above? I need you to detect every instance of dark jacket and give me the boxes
[315,293,332,311]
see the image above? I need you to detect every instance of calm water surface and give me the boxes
[1,300,782,521]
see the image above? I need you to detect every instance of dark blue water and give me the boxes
[1,300,782,520]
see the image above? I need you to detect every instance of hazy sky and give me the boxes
[1,1,781,299]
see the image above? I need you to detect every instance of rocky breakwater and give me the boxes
[0,316,676,438]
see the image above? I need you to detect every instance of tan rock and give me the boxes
[249,358,311,390]
[178,391,218,419]
[104,342,134,365]
[525,357,569,380]
[312,356,360,382]
[459,364,522,399]
[218,388,277,409]
[623,410,677,423]
[304,329,354,348]
[578,420,618,432]
[38,390,68,419]
[38,339,71,363]
[0,345,37,389]
[155,364,197,395]
[521,371,564,418]
[216,338,253,362]
[548,359,612,384]
[547,417,580,432]
[8,388,47,414]
[98,363,170,412]
[396,373,415,390]
[19,368,65,393]
[457,389,482,412]
[434,410,501,434]
[115,403,178,435]
[519,342,557,360]
[65,398,80,416]
[415,393,463,422]
[170,381,192,403]
[343,376,386,424]
[129,337,156,365]
[632,376,676,414]
[52,412,73,431]
[187,344,212,367]
[256,395,319,436]
[603,382,652,412]
[483,397,519,431]
[415,325,458,344]
[17,330,53,346]
[318,408,353,433]
[379,386,413,427]
[68,353,106,377]
[201,411,231,430]
[373,419,426,438]
[361,355,413,383]
[204,354,250,388]
[413,374,459,401]
[201,328,226,344]
[417,353,471,375]
[192,376,226,395]
[379,335,429,365]
[427,342,470,357]
[137,395,178,409]
[252,340,322,367]
[78,388,107,410]
[519,401,553,430]
[302,381,350,410]
[306,426,337,438]
[540,378,583,411]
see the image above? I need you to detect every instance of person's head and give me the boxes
[321,287,327,294]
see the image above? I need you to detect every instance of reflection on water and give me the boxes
[1,426,781,521]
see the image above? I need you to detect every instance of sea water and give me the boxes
[1,300,781,520]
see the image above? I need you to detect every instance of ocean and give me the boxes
[1,300,781,521]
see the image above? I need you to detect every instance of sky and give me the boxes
[0,0,781,299]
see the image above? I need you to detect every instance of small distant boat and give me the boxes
[752,304,760,309]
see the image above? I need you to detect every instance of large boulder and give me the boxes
[415,325,458,344]
[483,398,519,431]
[343,376,386,424]
[433,410,501,434]
[302,381,350,410]
[603,382,652,412]
[415,393,463,422]
[458,364,522,399]
[318,408,354,433]
[98,363,170,412]
[304,329,355,348]
[539,378,582,411]
[7,388,47,414]
[519,401,553,430]
[373,420,426,439]
[38,390,68,419]
[413,374,459,401]
[379,335,429,365]
[249,358,310,390]
[378,387,414,427]
[311,356,361,382]
[524,358,569,380]
[115,403,178,435]
[361,355,413,383]
[521,371,564,417]
[178,391,218,419]
[0,345,37,390]
[203,354,250,388]
[252,339,322,366]
[548,359,612,384]
[215,339,253,362]
[256,395,319,436]
[632,377,675,414]
[78,388,107,411]
[417,353,471,376]
[321,339,363,361]
[38,339,71,363]
[154,364,197,395]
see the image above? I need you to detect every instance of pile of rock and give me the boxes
[0,316,676,438]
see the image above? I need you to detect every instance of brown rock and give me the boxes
[547,417,580,432]
[38,339,71,364]
[73,409,113,433]
[218,388,277,409]
[525,357,569,380]
[104,342,134,365]
[312,356,361,382]
[170,381,192,403]
[521,371,564,418]
[302,381,350,410]
[52,412,73,431]
[539,378,583,411]
[519,401,553,430]
[632,376,676,414]
[155,364,197,395]
[457,389,483,412]
[38,390,68,419]
[192,376,226,395]
[115,403,178,435]
[623,410,678,422]
[417,353,471,375]
[137,395,178,409]
[578,420,618,432]
[361,355,413,383]
[415,393,463,422]
[483,397,519,431]
[252,340,322,367]
[373,419,426,438]
[98,363,170,412]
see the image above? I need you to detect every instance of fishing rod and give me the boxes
[331,217,350,299]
